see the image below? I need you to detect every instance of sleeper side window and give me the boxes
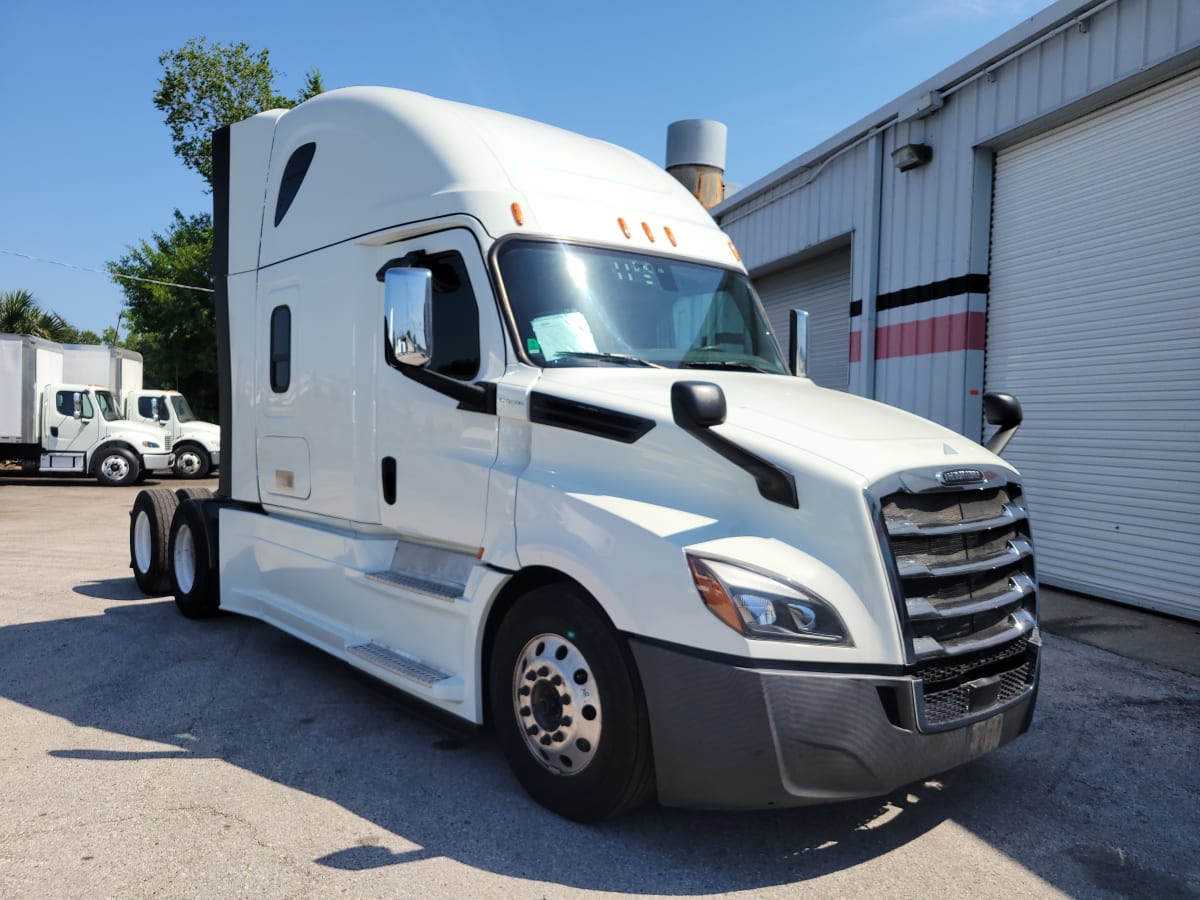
[274,142,316,227]
[270,305,291,393]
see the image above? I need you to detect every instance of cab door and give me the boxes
[44,389,97,452]
[374,228,508,551]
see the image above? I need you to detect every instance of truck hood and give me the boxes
[103,418,171,442]
[531,369,1003,483]
[180,420,220,440]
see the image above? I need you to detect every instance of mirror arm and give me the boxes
[395,362,496,414]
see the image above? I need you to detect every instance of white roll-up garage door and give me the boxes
[754,247,851,391]
[986,70,1200,619]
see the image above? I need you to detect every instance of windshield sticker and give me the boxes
[531,311,598,360]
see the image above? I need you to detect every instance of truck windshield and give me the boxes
[497,240,789,374]
[170,394,196,423]
[94,391,122,422]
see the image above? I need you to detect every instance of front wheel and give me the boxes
[94,448,141,487]
[489,583,655,821]
[173,445,211,479]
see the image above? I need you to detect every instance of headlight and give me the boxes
[687,555,851,645]
[141,440,161,449]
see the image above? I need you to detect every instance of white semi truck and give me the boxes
[130,88,1039,821]
[0,333,174,485]
[61,343,222,478]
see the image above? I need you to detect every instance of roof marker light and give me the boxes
[511,203,524,226]
[664,226,677,247]
[728,241,741,262]
[618,218,631,239]
[641,222,655,242]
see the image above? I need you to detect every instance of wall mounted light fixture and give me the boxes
[892,143,933,172]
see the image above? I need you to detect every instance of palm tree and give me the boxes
[0,290,72,341]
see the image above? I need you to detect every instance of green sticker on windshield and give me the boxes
[526,337,541,354]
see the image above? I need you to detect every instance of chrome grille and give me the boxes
[877,474,1039,730]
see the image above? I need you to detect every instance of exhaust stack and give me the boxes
[666,119,727,209]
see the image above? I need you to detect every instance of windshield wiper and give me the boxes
[554,351,664,368]
[679,360,768,373]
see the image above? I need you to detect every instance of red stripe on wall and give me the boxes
[850,312,986,363]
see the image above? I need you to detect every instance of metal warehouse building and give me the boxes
[713,0,1199,619]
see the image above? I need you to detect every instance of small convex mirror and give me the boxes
[72,392,83,419]
[383,267,434,367]
[150,397,161,421]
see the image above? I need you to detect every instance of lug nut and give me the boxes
[553,731,565,743]
[559,716,572,727]
[519,685,531,696]
[526,725,539,735]
[537,666,550,677]
[550,675,562,686]
[540,734,552,746]
[520,706,531,716]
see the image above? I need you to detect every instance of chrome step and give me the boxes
[364,569,462,601]
[345,642,463,700]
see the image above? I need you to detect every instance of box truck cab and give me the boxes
[1,334,174,485]
[124,389,220,478]
[130,88,1039,821]
[61,343,221,478]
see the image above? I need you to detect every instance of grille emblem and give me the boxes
[939,467,985,485]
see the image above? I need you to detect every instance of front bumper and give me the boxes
[142,452,174,471]
[630,637,1039,810]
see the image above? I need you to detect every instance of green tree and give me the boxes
[107,212,218,418]
[0,289,73,341]
[108,38,323,419]
[154,36,324,190]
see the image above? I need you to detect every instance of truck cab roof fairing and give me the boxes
[254,87,719,267]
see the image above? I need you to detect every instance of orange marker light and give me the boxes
[618,217,631,239]
[511,202,524,226]
[641,221,655,242]
[664,226,677,247]
[728,241,741,262]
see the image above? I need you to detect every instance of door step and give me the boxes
[364,569,462,601]
[345,642,463,701]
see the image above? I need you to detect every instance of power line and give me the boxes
[0,248,214,294]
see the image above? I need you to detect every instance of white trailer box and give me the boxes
[62,344,144,395]
[0,334,64,444]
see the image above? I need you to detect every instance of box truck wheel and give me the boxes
[129,488,180,595]
[94,447,141,487]
[488,583,655,821]
[168,499,220,619]
[172,444,211,479]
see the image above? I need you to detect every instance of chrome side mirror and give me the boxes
[383,267,433,367]
[72,392,82,419]
[789,308,809,377]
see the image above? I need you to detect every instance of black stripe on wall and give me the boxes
[875,274,989,312]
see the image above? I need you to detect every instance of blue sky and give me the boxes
[0,0,1049,335]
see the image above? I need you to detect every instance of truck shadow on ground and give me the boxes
[3,595,1196,896]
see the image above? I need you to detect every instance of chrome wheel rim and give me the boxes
[512,633,601,775]
[177,451,201,475]
[173,525,196,594]
[101,455,129,481]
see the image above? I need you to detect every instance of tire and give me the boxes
[129,488,180,595]
[172,444,211,479]
[94,447,141,487]
[168,499,220,619]
[175,486,214,502]
[489,582,655,822]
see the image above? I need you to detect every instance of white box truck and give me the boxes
[62,343,221,478]
[0,333,174,485]
[130,88,1039,821]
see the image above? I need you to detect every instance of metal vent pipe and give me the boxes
[666,119,727,209]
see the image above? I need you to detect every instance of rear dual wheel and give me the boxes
[489,583,655,822]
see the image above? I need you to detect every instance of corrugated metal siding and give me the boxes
[754,249,852,391]
[986,70,1200,619]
